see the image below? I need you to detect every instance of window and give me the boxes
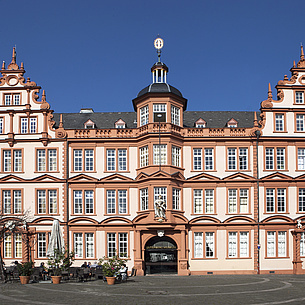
[298,188,305,212]
[74,232,94,259]
[266,231,287,257]
[20,117,37,133]
[296,91,304,104]
[140,105,149,126]
[73,190,94,214]
[107,232,128,258]
[153,145,167,165]
[0,117,3,134]
[106,189,127,214]
[171,105,180,125]
[275,113,285,132]
[73,149,94,172]
[37,189,58,214]
[2,190,22,214]
[228,231,249,258]
[296,114,305,131]
[228,188,249,214]
[37,233,47,258]
[265,147,285,170]
[153,104,166,122]
[298,149,305,170]
[204,148,214,170]
[227,148,248,170]
[172,146,181,167]
[266,188,286,213]
[37,149,57,172]
[140,188,148,211]
[193,189,215,214]
[4,233,22,258]
[140,146,149,167]
[3,149,22,172]
[172,188,180,210]
[106,149,127,171]
[195,118,206,128]
[301,232,305,256]
[4,93,20,105]
[115,119,126,129]
[154,187,167,207]
[193,148,202,170]
[194,232,215,258]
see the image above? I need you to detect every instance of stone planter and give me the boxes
[51,275,62,284]
[19,276,30,284]
[106,276,116,285]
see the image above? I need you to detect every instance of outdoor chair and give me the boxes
[31,267,42,282]
[83,267,91,281]
[94,266,104,280]
[68,267,78,281]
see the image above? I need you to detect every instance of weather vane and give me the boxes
[154,36,164,62]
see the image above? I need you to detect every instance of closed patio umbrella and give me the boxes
[46,219,65,257]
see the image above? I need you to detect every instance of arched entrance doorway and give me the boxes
[144,236,177,274]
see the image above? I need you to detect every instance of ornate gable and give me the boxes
[69,174,99,182]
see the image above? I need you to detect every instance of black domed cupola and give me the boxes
[132,37,187,127]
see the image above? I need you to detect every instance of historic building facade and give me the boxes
[1,45,305,275]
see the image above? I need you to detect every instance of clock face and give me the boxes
[154,38,164,50]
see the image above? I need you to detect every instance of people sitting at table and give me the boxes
[119,264,127,281]
[40,262,48,281]
[81,262,88,268]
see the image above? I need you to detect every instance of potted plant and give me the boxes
[16,261,34,284]
[99,253,127,285]
[47,248,74,284]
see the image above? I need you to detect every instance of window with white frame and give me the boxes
[171,105,180,125]
[106,232,128,258]
[194,189,214,214]
[4,234,12,258]
[298,188,305,212]
[266,188,286,213]
[106,149,127,171]
[298,148,305,170]
[85,233,94,258]
[3,149,22,172]
[296,114,305,131]
[228,231,249,258]
[2,190,22,214]
[37,189,58,214]
[106,190,127,214]
[276,148,285,170]
[153,104,166,122]
[228,189,237,213]
[228,148,237,170]
[194,232,215,258]
[265,148,274,170]
[296,91,304,104]
[239,148,248,170]
[30,117,37,133]
[205,189,214,213]
[172,188,180,210]
[172,146,181,167]
[204,148,214,170]
[73,149,94,172]
[74,233,83,258]
[21,118,27,134]
[0,117,3,134]
[193,148,202,170]
[267,231,287,257]
[37,233,47,258]
[140,105,149,126]
[194,189,203,213]
[153,144,167,165]
[154,187,167,207]
[140,188,148,211]
[20,117,37,133]
[140,146,149,167]
[14,233,22,258]
[301,232,305,256]
[228,188,249,214]
[4,93,20,105]
[4,233,22,258]
[37,149,57,172]
[73,190,94,214]
[275,113,284,131]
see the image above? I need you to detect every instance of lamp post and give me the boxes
[157,113,162,171]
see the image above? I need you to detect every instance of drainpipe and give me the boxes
[255,130,261,274]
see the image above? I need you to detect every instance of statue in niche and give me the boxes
[154,195,166,219]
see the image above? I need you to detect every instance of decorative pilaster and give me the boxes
[291,228,303,274]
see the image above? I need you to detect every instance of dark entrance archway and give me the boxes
[144,236,177,274]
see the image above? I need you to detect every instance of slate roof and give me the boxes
[137,83,183,98]
[53,111,257,129]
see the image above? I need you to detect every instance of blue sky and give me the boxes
[1,0,305,113]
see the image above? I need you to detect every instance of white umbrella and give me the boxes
[46,220,65,257]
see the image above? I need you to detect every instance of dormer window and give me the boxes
[115,119,126,129]
[195,118,206,128]
[227,118,238,128]
[4,93,20,105]
[153,104,166,122]
[84,119,96,129]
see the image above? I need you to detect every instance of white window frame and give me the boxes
[276,148,285,170]
[265,148,274,170]
[296,91,304,104]
[296,114,305,131]
[172,188,180,210]
[37,232,47,258]
[299,188,305,212]
[140,188,148,211]
[140,105,149,126]
[140,146,149,167]
[153,144,167,165]
[74,233,83,258]
[298,148,305,170]
[275,113,284,131]
[171,105,180,126]
[193,148,202,170]
[204,148,214,170]
[205,189,214,214]
[172,146,181,167]
[228,148,237,170]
